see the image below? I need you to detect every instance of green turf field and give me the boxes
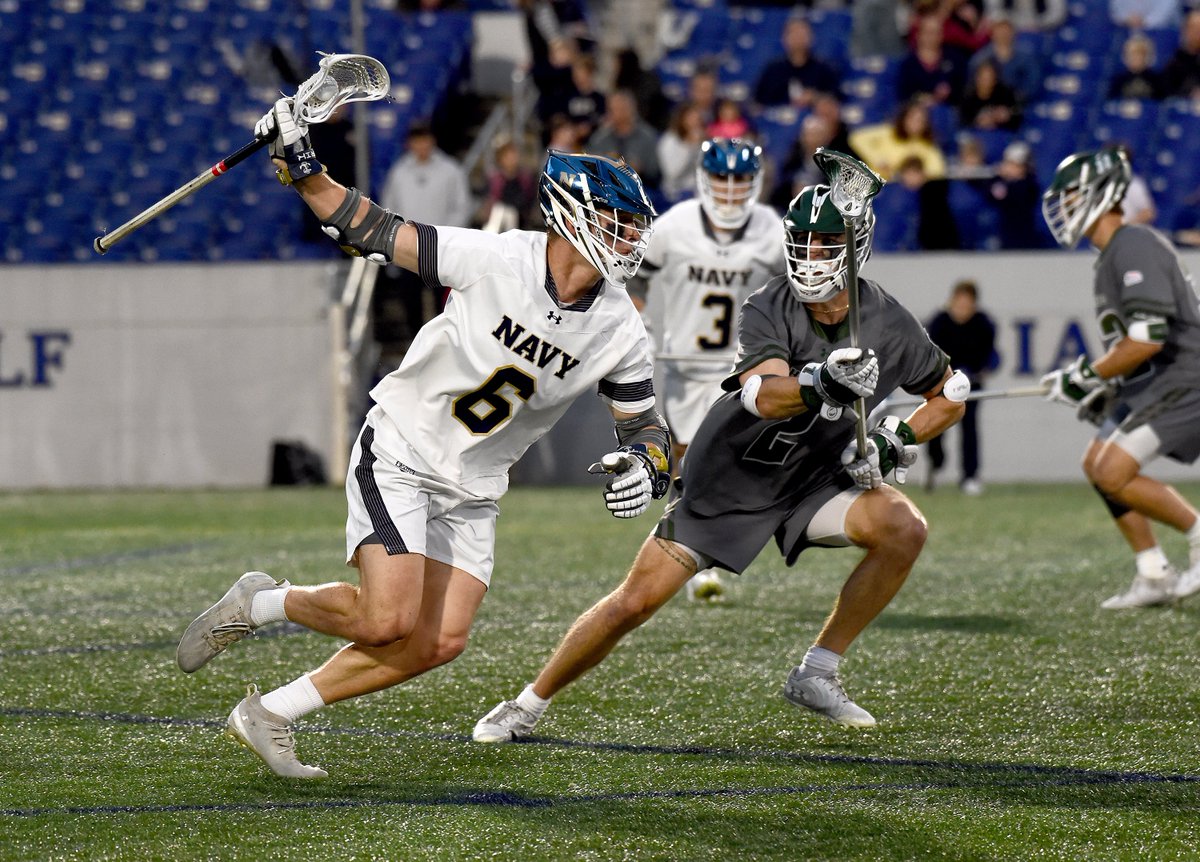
[2,483,1199,860]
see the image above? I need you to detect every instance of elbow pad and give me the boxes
[322,187,405,264]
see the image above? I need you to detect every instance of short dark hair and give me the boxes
[407,120,435,140]
[952,279,978,300]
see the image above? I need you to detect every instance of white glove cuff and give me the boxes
[740,374,765,418]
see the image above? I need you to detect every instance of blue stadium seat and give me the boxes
[870,184,920,252]
[1093,99,1161,152]
[947,180,1000,251]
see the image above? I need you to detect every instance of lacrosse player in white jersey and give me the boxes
[174,99,672,779]
[1040,146,1200,609]
[630,138,785,601]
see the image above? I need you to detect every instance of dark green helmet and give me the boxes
[1041,147,1131,248]
[783,184,874,302]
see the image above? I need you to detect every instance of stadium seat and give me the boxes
[870,185,920,252]
[947,180,1000,251]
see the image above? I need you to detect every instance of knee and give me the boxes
[416,633,469,671]
[1089,460,1130,497]
[863,500,927,559]
[354,614,416,648]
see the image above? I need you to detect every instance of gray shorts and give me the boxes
[654,470,855,574]
[1112,381,1200,464]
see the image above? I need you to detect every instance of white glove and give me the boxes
[255,98,308,151]
[588,452,654,519]
[841,436,884,490]
[1040,355,1102,407]
[825,347,879,399]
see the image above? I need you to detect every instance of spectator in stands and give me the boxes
[521,0,595,60]
[772,113,839,210]
[932,0,992,56]
[1163,9,1200,99]
[376,121,473,359]
[614,48,672,134]
[851,0,906,58]
[478,137,539,231]
[947,130,993,179]
[381,121,473,228]
[1109,0,1181,30]
[898,11,969,105]
[545,112,585,152]
[896,155,961,249]
[968,15,1040,105]
[983,0,1066,31]
[657,102,707,202]
[811,93,859,157]
[959,58,1022,130]
[540,51,607,144]
[849,98,948,181]
[1121,146,1157,226]
[707,97,753,139]
[752,15,842,109]
[687,64,721,125]
[982,140,1044,248]
[1108,33,1165,101]
[587,88,662,189]
[532,37,580,133]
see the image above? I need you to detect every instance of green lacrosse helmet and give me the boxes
[1041,146,1131,248]
[783,184,874,302]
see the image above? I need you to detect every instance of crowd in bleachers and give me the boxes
[4,0,1200,264]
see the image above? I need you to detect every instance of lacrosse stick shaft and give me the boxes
[884,384,1049,409]
[844,219,869,458]
[93,137,267,254]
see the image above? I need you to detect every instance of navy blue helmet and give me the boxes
[539,151,657,284]
[696,137,764,230]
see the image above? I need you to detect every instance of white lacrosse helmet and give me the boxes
[1041,146,1132,248]
[695,137,764,230]
[539,150,657,285]
[783,184,874,302]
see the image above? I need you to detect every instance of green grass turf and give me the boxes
[2,483,1199,860]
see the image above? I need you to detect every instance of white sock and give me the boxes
[249,585,291,627]
[1186,519,1200,564]
[798,646,841,677]
[1135,547,1171,579]
[515,684,551,719]
[260,674,325,724]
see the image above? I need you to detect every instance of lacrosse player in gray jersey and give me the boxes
[1040,146,1200,609]
[475,184,967,738]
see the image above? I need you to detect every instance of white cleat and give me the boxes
[782,667,877,728]
[1100,571,1178,609]
[473,700,540,743]
[176,571,289,673]
[685,569,726,602]
[226,685,327,779]
[1173,561,1200,601]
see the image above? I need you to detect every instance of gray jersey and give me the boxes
[1094,224,1200,390]
[681,275,947,518]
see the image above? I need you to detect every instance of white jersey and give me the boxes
[642,200,785,380]
[369,226,656,500]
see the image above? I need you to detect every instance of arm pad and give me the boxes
[321,187,406,264]
[613,409,672,498]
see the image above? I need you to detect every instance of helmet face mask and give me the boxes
[696,138,763,230]
[540,151,657,284]
[783,185,874,302]
[1041,147,1131,248]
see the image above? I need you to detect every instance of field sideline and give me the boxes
[2,483,1199,860]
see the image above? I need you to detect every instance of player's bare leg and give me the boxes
[229,555,485,777]
[783,486,926,728]
[307,557,486,704]
[1085,440,1199,606]
[672,440,725,602]
[474,537,695,742]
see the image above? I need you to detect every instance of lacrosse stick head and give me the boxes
[813,147,884,225]
[292,53,391,125]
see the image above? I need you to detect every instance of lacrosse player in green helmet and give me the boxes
[474,183,968,739]
[1041,145,1200,609]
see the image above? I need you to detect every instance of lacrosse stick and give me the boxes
[883,384,1050,410]
[813,147,885,458]
[93,52,390,255]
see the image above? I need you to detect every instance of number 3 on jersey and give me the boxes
[453,366,537,434]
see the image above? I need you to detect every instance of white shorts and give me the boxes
[345,415,499,587]
[664,367,726,446]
